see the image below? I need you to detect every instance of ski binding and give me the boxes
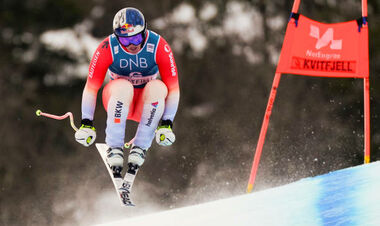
[95,143,136,207]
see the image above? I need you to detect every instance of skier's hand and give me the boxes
[155,120,175,146]
[75,119,96,147]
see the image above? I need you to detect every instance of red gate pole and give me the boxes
[291,0,301,13]
[362,0,367,18]
[246,0,301,193]
[364,78,370,163]
[362,0,370,164]
[247,73,282,193]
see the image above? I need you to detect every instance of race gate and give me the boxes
[247,0,370,193]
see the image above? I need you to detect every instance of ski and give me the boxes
[95,143,136,207]
[119,171,137,206]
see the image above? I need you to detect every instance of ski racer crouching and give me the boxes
[75,8,180,179]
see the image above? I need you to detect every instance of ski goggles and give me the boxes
[117,33,144,46]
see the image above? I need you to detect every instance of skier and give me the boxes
[74,7,180,178]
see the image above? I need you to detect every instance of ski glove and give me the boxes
[155,120,175,146]
[75,119,96,147]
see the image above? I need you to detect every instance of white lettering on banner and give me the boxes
[305,50,341,60]
[89,51,100,78]
[109,72,158,86]
[130,71,142,77]
[119,56,148,70]
[309,25,342,50]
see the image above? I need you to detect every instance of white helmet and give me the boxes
[113,7,146,37]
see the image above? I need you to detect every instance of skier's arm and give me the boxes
[81,37,113,121]
[155,37,180,123]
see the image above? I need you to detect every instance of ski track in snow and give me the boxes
[93,161,380,226]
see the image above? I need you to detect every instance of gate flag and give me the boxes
[277,14,369,78]
[247,0,370,193]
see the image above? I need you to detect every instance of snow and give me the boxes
[199,3,218,21]
[223,1,263,42]
[93,161,380,226]
[171,3,196,24]
[40,28,99,59]
[39,2,268,63]
[39,22,101,84]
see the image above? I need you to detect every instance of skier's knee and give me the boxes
[143,80,168,102]
[102,79,134,109]
[105,79,134,101]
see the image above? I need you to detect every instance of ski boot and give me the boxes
[122,145,146,189]
[128,145,146,169]
[119,145,146,194]
[106,147,124,178]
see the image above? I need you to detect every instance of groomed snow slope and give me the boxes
[95,161,380,226]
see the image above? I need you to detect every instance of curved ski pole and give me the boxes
[36,109,79,131]
[36,109,134,148]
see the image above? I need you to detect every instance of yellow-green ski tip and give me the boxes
[36,110,42,116]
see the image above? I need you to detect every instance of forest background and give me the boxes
[1,0,379,225]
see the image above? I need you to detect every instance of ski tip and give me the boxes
[120,197,136,207]
[119,189,135,207]
[36,109,42,116]
[121,202,136,207]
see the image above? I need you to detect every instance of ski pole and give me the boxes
[36,109,134,148]
[124,138,135,149]
[36,109,78,131]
